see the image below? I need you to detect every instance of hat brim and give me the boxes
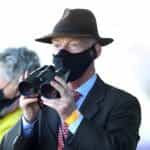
[35,33,113,46]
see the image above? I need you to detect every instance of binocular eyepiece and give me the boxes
[18,65,70,99]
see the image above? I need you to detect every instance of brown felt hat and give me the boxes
[35,8,113,46]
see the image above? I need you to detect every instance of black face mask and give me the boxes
[53,45,97,81]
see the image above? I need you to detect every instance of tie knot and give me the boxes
[72,91,82,102]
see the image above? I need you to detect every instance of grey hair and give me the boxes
[0,47,40,82]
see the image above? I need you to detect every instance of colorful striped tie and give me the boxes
[57,91,81,150]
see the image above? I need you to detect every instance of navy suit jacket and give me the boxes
[0,75,141,150]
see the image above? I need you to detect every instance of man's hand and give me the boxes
[41,76,76,121]
[19,71,40,123]
[20,96,40,123]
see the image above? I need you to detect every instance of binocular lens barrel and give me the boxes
[18,65,70,99]
[18,78,40,97]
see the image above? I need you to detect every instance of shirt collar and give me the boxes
[76,74,97,98]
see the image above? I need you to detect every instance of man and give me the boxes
[0,47,40,141]
[0,9,141,150]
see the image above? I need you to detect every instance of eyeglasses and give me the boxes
[52,38,95,53]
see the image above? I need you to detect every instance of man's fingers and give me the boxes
[24,71,29,79]
[19,96,38,108]
[54,76,67,88]
[19,71,29,82]
[50,80,66,96]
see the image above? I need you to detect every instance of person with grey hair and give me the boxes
[0,47,40,141]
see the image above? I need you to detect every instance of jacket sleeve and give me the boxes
[0,119,39,150]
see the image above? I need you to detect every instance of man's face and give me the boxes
[52,37,95,54]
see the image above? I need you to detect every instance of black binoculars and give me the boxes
[18,65,70,99]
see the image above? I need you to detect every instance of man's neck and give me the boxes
[68,63,95,90]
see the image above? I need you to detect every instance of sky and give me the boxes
[0,0,150,149]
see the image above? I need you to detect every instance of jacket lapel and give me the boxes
[40,106,60,138]
[66,75,108,146]
[79,75,107,120]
